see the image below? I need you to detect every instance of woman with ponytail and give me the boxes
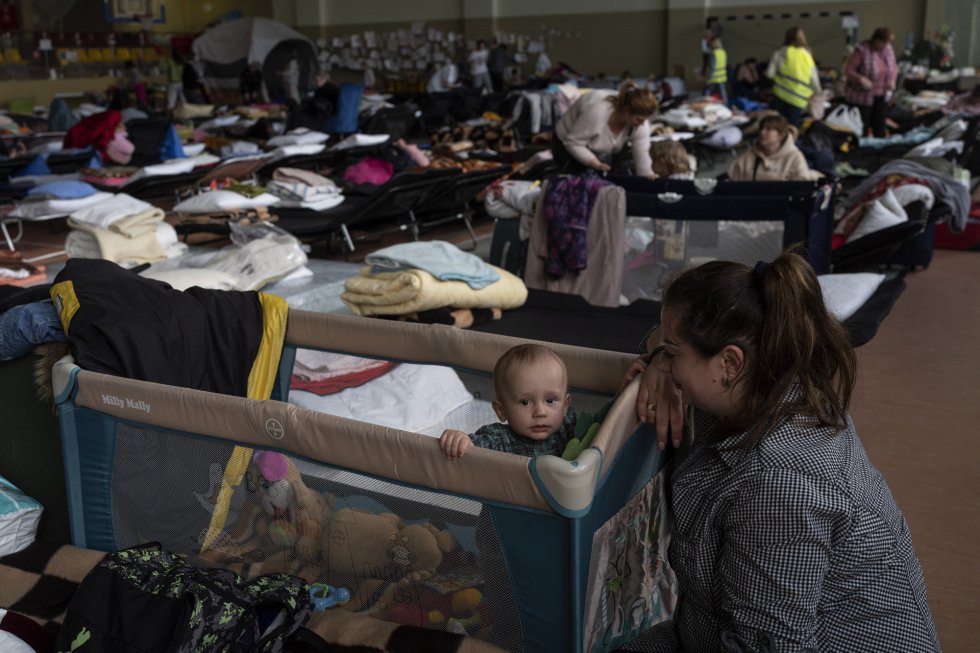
[553,80,659,178]
[625,250,939,651]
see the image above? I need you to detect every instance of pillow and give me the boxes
[332,133,391,150]
[172,190,280,213]
[846,189,908,243]
[701,125,742,148]
[183,142,207,156]
[819,272,886,322]
[139,267,240,291]
[266,130,330,147]
[26,180,97,199]
[7,191,115,219]
[268,144,326,160]
[890,183,935,209]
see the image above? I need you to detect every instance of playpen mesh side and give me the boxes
[622,217,785,302]
[109,421,524,651]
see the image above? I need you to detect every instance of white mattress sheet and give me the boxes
[288,360,476,434]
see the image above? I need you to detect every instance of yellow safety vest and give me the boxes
[710,48,728,84]
[773,45,815,108]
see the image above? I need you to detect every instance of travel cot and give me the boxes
[51,310,676,653]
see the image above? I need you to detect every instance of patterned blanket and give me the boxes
[0,541,507,653]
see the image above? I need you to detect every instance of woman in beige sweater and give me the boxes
[728,114,822,181]
[553,80,659,178]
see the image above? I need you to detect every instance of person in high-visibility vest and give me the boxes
[706,37,729,104]
[766,27,822,126]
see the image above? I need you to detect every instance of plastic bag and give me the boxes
[824,104,863,135]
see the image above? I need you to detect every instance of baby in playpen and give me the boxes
[439,343,575,459]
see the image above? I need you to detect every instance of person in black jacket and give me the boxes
[288,71,338,131]
[182,52,209,104]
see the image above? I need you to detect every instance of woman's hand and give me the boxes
[634,354,685,450]
[859,76,873,91]
[591,159,611,173]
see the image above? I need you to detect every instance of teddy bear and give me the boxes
[198,450,329,576]
[319,505,457,613]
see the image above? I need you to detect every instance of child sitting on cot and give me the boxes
[440,343,575,459]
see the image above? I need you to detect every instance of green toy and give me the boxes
[561,400,614,461]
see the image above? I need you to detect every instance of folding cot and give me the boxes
[273,167,462,252]
[254,142,382,180]
[51,308,677,653]
[0,149,95,183]
[831,200,933,272]
[406,165,511,247]
[87,168,211,202]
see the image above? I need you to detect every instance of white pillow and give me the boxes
[7,191,115,219]
[890,183,935,210]
[140,267,240,291]
[172,190,280,213]
[183,142,207,156]
[702,125,742,148]
[819,273,886,322]
[268,144,326,160]
[331,133,391,150]
[266,130,330,147]
[846,189,908,243]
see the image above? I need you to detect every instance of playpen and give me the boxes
[52,309,676,653]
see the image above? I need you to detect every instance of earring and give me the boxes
[722,376,733,388]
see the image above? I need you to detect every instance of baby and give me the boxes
[440,343,575,459]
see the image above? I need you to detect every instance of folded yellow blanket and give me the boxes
[341,265,527,316]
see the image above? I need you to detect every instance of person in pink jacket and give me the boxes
[845,28,898,137]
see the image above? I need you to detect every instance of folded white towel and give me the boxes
[70,193,162,235]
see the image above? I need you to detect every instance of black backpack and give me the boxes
[55,543,312,653]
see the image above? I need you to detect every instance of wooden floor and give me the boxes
[849,249,980,653]
[5,220,979,651]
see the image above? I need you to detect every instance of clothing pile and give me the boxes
[340,240,527,318]
[64,192,185,264]
[266,167,344,211]
[483,180,543,241]
[172,185,280,214]
[6,181,112,221]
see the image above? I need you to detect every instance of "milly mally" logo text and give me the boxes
[100,394,152,413]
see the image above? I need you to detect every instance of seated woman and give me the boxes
[728,114,821,181]
[626,252,940,651]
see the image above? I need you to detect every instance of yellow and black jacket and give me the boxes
[50,258,286,399]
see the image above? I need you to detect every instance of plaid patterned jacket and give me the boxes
[845,42,897,106]
[669,403,939,651]
[470,409,576,457]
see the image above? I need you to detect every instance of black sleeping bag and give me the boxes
[49,258,266,397]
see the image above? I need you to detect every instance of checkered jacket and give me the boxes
[469,409,576,457]
[668,405,940,651]
[845,42,897,107]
